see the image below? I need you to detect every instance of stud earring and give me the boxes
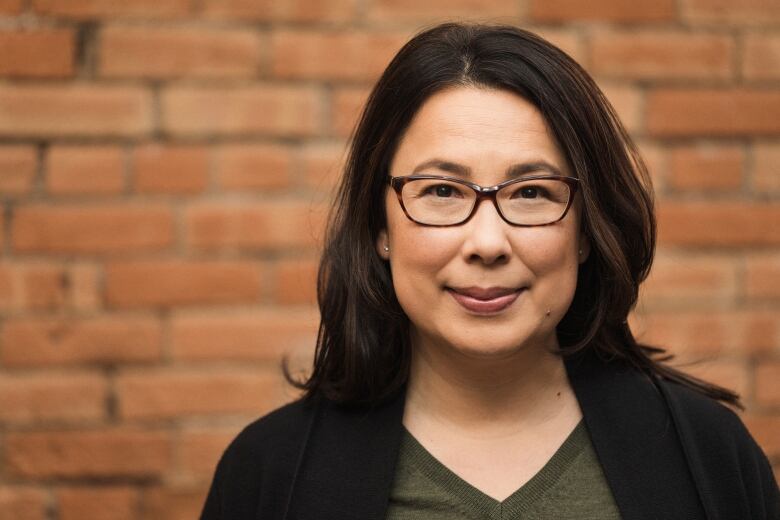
[384,246,389,252]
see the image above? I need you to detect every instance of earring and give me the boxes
[545,309,551,316]
[578,249,583,255]
[384,246,389,252]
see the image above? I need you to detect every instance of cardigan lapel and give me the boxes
[286,352,706,520]
[564,352,707,519]
[285,387,407,520]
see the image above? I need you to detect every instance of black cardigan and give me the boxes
[200,351,779,519]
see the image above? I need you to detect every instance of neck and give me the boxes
[404,332,577,437]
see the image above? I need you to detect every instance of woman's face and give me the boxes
[377,86,589,359]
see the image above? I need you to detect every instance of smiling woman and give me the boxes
[200,23,779,520]
[378,88,587,362]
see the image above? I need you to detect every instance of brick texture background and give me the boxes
[0,0,778,517]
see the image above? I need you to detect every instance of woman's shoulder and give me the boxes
[200,398,320,519]
[656,374,754,447]
[597,361,778,517]
[656,374,779,516]
[222,397,318,461]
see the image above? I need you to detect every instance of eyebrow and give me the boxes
[410,158,565,179]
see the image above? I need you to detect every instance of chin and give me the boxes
[441,329,542,359]
[408,310,559,360]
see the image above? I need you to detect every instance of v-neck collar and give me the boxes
[399,420,588,519]
[284,350,705,520]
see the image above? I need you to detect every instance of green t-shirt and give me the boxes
[386,420,621,519]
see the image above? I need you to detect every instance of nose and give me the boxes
[460,198,512,265]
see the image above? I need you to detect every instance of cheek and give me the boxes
[391,226,460,288]
[516,200,583,276]
[514,226,581,304]
[384,192,460,279]
[521,233,577,270]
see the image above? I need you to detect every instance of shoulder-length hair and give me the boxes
[285,22,740,408]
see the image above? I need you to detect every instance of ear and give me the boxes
[376,229,390,260]
[577,233,591,264]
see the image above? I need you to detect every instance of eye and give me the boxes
[424,184,457,198]
[518,186,543,199]
[505,182,555,201]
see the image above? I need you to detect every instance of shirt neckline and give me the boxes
[399,419,588,518]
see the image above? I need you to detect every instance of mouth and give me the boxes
[445,286,525,314]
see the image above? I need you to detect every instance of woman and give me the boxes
[200,23,779,519]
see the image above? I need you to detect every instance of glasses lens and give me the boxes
[401,178,475,225]
[497,178,571,225]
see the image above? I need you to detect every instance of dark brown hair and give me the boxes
[284,22,741,409]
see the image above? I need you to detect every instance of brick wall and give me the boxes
[0,0,778,517]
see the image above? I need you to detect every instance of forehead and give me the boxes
[390,86,568,178]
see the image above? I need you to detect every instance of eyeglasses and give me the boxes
[388,174,580,227]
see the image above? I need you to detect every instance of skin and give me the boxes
[376,86,591,501]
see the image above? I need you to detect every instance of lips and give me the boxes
[446,286,524,314]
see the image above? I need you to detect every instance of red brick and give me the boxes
[1,316,163,367]
[532,28,585,65]
[636,140,667,188]
[682,0,780,26]
[647,89,780,136]
[0,145,36,195]
[331,86,370,137]
[0,0,23,14]
[215,144,292,191]
[162,85,322,137]
[0,85,152,138]
[5,428,171,478]
[133,144,209,194]
[743,413,780,458]
[0,262,104,312]
[117,368,284,420]
[677,359,750,401]
[142,485,208,520]
[0,264,10,310]
[0,29,74,78]
[753,142,780,193]
[638,252,738,309]
[21,264,67,310]
[33,0,191,18]
[272,29,406,82]
[58,486,139,520]
[745,254,780,300]
[630,309,780,358]
[100,26,260,79]
[201,0,357,22]
[529,0,675,22]
[178,427,239,478]
[657,201,780,246]
[743,35,780,81]
[0,487,47,520]
[274,257,318,305]
[171,308,318,361]
[590,31,733,80]
[186,201,327,252]
[667,144,744,191]
[0,371,106,425]
[12,204,173,255]
[367,0,518,21]
[599,83,641,133]
[69,263,101,311]
[299,141,347,192]
[105,260,263,308]
[47,145,125,195]
[756,361,780,406]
